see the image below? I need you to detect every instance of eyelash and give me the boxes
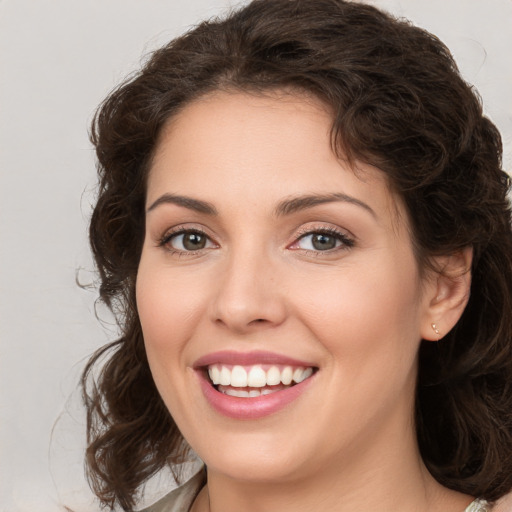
[157,225,355,256]
[292,226,355,254]
[157,227,214,255]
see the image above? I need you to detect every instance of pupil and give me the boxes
[183,233,206,250]
[312,233,336,250]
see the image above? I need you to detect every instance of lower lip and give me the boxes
[197,371,315,420]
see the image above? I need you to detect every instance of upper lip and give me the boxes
[193,350,317,369]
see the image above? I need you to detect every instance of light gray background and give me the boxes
[1,1,511,511]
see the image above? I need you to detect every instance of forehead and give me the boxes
[147,91,404,230]
[151,90,335,175]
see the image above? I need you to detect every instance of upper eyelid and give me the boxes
[159,223,209,237]
[289,224,355,250]
[155,222,354,247]
[158,225,213,246]
[158,229,218,256]
[293,223,355,240]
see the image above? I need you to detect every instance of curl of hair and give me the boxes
[83,0,512,508]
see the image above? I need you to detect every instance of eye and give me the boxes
[303,232,339,251]
[290,228,354,252]
[160,229,215,253]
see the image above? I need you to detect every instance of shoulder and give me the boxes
[140,469,206,512]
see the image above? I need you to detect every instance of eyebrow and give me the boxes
[146,192,375,218]
[146,193,218,215]
[275,193,376,218]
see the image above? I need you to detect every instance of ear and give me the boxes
[421,247,473,341]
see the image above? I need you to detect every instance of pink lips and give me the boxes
[193,350,317,420]
[193,350,314,368]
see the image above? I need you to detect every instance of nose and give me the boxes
[209,249,287,334]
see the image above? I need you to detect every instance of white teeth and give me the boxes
[219,386,282,397]
[231,365,248,387]
[207,364,315,387]
[208,366,221,385]
[247,366,267,387]
[294,367,313,383]
[292,367,303,383]
[219,366,231,386]
[224,388,249,397]
[266,366,281,385]
[303,367,313,381]
[281,366,293,385]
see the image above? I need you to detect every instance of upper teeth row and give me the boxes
[208,365,313,388]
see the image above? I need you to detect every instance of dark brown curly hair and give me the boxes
[82,0,512,509]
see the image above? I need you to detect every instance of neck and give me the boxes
[192,417,472,512]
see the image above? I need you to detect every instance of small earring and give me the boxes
[431,323,440,341]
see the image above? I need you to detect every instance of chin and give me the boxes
[189,424,320,483]
[204,450,308,483]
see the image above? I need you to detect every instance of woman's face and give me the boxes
[137,92,437,482]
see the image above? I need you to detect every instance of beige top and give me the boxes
[140,470,205,512]
[141,471,491,512]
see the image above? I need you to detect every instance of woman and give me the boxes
[82,0,512,510]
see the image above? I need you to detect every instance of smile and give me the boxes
[194,351,318,419]
[208,364,314,397]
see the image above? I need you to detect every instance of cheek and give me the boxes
[136,258,204,363]
[292,256,423,363]
[135,259,206,418]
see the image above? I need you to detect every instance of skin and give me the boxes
[137,91,473,512]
